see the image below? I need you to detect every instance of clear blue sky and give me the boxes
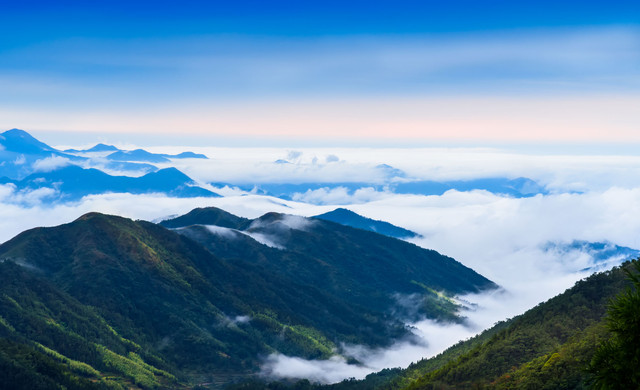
[1,1,639,145]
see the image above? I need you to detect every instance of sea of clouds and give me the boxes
[3,145,640,383]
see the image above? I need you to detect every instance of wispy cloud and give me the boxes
[2,26,639,142]
[4,26,638,100]
[32,155,71,172]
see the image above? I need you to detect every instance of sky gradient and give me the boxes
[1,1,639,145]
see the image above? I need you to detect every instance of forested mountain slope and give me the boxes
[283,261,637,390]
[0,210,496,388]
[162,207,496,323]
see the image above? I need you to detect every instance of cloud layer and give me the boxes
[2,146,640,383]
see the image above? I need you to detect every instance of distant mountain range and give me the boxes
[214,177,548,203]
[0,165,219,201]
[543,240,640,271]
[64,143,120,153]
[65,143,208,162]
[0,207,496,388]
[1,129,551,205]
[0,129,215,201]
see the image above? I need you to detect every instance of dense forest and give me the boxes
[0,209,494,388]
[233,260,639,390]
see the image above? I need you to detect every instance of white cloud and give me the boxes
[203,225,240,240]
[240,231,284,249]
[32,155,71,172]
[261,355,373,384]
[2,146,640,384]
[291,187,388,205]
[277,215,315,231]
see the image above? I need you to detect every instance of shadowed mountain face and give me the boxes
[314,208,419,239]
[162,207,497,322]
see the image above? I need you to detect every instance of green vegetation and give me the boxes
[587,261,640,389]
[36,342,101,378]
[399,261,633,390]
[0,209,494,388]
[1,207,637,389]
[97,345,174,388]
[171,207,496,324]
[249,261,637,390]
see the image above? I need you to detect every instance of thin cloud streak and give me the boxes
[4,94,640,143]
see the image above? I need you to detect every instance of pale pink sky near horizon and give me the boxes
[3,94,640,145]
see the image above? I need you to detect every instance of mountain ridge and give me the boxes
[163,206,497,323]
[0,209,494,387]
[313,208,419,239]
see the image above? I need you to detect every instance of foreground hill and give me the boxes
[0,210,495,388]
[263,261,635,390]
[161,207,496,323]
[396,263,632,390]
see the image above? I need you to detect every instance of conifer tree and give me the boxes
[588,260,640,389]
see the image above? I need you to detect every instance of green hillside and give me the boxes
[283,260,637,390]
[0,210,495,388]
[164,207,496,323]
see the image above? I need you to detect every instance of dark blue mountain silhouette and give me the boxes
[4,165,219,201]
[106,149,208,162]
[65,143,120,153]
[215,177,547,202]
[107,149,171,163]
[0,128,62,155]
[393,177,547,197]
[64,143,206,159]
[170,151,207,159]
[314,208,419,239]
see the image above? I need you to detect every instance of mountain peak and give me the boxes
[149,167,191,181]
[107,149,170,163]
[0,128,56,154]
[255,211,286,223]
[74,211,125,223]
[86,143,119,152]
[314,208,419,239]
[160,207,250,229]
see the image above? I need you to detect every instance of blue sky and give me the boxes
[1,1,639,145]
